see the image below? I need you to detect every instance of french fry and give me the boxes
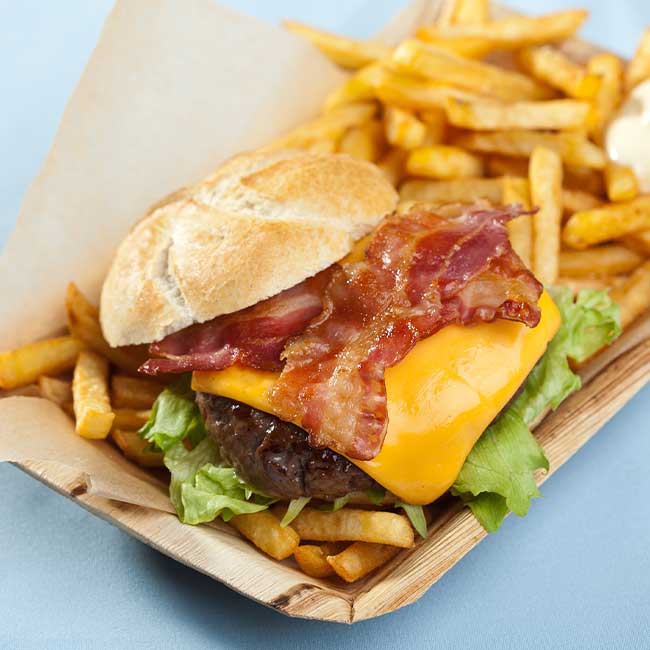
[564,165,606,196]
[111,429,164,468]
[269,102,376,149]
[400,177,502,204]
[323,65,379,112]
[558,276,616,295]
[112,408,151,430]
[445,98,590,131]
[230,511,299,561]
[339,120,385,161]
[502,176,532,267]
[560,245,643,277]
[293,545,335,578]
[376,148,408,186]
[625,28,650,91]
[563,197,650,249]
[605,161,639,202]
[371,67,479,111]
[446,0,489,26]
[65,283,147,374]
[417,10,587,53]
[289,508,414,548]
[37,375,72,406]
[486,155,528,178]
[621,230,650,256]
[384,106,427,150]
[111,375,163,409]
[562,189,602,218]
[530,146,563,285]
[284,20,391,69]
[518,46,601,100]
[453,131,607,169]
[326,542,401,583]
[406,145,483,179]
[306,139,337,154]
[610,261,650,327]
[73,350,114,439]
[418,107,447,144]
[392,40,553,101]
[587,53,624,143]
[0,336,84,390]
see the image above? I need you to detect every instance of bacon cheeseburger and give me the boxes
[100,150,618,542]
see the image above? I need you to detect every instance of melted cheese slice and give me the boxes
[192,291,560,505]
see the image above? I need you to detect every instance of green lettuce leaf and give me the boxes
[453,287,621,532]
[281,496,311,526]
[139,375,206,452]
[396,502,428,538]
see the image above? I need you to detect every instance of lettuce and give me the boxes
[396,502,428,538]
[453,288,621,533]
[140,376,206,452]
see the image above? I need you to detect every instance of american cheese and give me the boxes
[192,291,560,505]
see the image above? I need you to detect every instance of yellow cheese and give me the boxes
[192,291,560,505]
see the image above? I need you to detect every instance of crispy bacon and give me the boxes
[270,206,543,460]
[139,271,332,376]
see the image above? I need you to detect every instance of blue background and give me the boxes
[1,1,649,648]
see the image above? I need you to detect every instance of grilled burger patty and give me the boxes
[196,392,379,500]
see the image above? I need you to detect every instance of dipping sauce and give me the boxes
[606,78,650,193]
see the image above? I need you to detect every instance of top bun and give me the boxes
[100,150,398,347]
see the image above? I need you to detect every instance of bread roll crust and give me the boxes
[100,151,398,347]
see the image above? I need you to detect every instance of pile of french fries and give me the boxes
[2,0,650,585]
[280,1,650,328]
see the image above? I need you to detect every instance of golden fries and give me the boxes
[376,148,407,186]
[230,511,299,561]
[289,508,414,548]
[400,177,502,204]
[371,67,478,111]
[111,375,163,409]
[486,155,528,178]
[587,53,624,143]
[326,542,401,583]
[562,189,602,218]
[324,66,379,112]
[446,0,489,26]
[294,545,335,578]
[445,97,590,131]
[530,146,563,285]
[518,46,600,100]
[610,261,650,327]
[0,336,84,390]
[563,197,650,249]
[417,10,587,53]
[112,408,151,430]
[406,145,483,179]
[621,230,650,256]
[560,245,643,277]
[393,40,553,101]
[564,166,606,196]
[270,102,376,149]
[339,120,385,161]
[111,429,164,468]
[625,28,650,91]
[453,130,607,169]
[384,106,427,150]
[558,275,617,295]
[73,350,114,439]
[283,21,391,69]
[502,176,532,267]
[605,161,639,202]
[37,375,72,406]
[65,283,147,374]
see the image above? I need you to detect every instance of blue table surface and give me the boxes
[1,1,649,648]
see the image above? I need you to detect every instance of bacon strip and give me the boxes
[139,271,332,376]
[270,206,543,460]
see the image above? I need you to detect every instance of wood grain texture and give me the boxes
[9,0,650,624]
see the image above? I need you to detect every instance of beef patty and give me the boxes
[196,392,379,500]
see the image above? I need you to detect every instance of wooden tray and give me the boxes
[7,0,650,623]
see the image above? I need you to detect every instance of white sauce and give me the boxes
[606,78,650,193]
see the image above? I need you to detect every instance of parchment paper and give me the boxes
[0,0,353,512]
